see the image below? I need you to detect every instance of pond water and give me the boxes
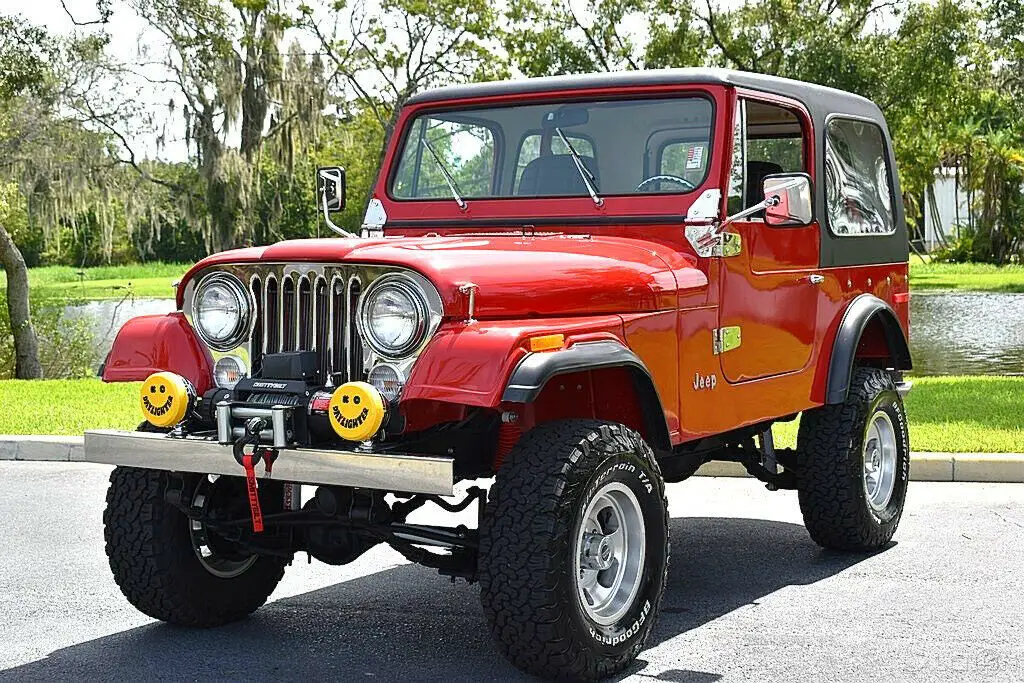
[65,298,175,369]
[909,292,1024,376]
[67,293,1024,377]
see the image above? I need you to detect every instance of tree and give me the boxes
[504,0,651,77]
[301,0,507,208]
[0,15,51,379]
[105,0,330,251]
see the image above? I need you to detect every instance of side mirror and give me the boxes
[316,167,355,237]
[763,173,813,226]
[317,166,346,213]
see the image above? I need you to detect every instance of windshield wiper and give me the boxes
[555,127,603,207]
[420,138,468,211]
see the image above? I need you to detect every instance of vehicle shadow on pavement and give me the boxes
[2,517,876,682]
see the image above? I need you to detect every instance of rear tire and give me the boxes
[796,367,910,550]
[104,466,289,626]
[479,420,669,680]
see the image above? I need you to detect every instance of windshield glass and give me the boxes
[390,96,714,200]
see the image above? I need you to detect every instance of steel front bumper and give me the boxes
[83,430,454,496]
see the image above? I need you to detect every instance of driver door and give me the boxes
[717,96,820,383]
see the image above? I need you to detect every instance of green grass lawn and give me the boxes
[770,375,1024,453]
[1,263,188,301]
[909,260,1024,293]
[1,375,1021,453]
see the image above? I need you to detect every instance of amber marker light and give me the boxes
[528,334,566,352]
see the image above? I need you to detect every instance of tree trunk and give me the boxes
[0,223,42,378]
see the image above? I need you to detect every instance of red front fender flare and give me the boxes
[101,312,214,394]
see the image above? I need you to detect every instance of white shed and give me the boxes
[924,166,971,251]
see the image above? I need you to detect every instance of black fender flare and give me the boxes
[826,294,912,404]
[502,340,672,452]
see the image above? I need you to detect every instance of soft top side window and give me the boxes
[824,118,895,236]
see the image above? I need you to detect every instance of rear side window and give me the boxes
[824,118,895,236]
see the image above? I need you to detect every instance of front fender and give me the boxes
[101,312,214,394]
[402,316,625,409]
[503,340,672,452]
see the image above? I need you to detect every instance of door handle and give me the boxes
[808,274,825,285]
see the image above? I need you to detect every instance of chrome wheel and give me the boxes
[189,475,257,579]
[863,411,898,513]
[573,482,646,626]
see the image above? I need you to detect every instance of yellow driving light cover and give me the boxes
[139,372,195,428]
[328,381,387,442]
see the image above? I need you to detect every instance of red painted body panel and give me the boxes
[178,235,701,318]
[103,313,214,394]
[404,316,624,408]
[115,79,911,451]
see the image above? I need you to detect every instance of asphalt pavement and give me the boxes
[2,462,1023,682]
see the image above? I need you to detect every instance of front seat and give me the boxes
[517,154,600,196]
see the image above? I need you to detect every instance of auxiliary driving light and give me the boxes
[139,371,196,428]
[327,381,387,442]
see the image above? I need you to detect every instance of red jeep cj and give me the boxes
[88,68,912,680]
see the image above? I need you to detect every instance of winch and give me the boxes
[138,350,391,449]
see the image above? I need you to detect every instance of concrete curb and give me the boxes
[3,435,1024,483]
[697,453,1024,483]
[0,436,83,462]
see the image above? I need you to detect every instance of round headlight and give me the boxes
[193,274,250,351]
[358,275,432,358]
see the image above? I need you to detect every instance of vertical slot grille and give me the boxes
[348,279,362,381]
[281,276,295,352]
[331,277,346,379]
[265,276,279,353]
[250,276,263,375]
[314,277,329,379]
[237,266,364,383]
[298,275,313,350]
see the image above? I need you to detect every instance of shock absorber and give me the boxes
[493,411,521,472]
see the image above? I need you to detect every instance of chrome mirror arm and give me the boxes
[717,195,779,232]
[318,169,356,237]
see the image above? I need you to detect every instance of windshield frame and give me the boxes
[384,91,718,205]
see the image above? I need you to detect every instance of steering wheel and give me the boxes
[635,174,696,192]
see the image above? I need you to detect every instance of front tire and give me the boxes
[479,420,669,680]
[104,466,289,626]
[796,367,910,550]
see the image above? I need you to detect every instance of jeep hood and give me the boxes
[179,235,707,318]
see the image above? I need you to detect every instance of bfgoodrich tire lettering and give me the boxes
[478,420,669,680]
[104,466,289,626]
[796,367,910,550]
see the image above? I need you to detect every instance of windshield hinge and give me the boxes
[685,226,742,258]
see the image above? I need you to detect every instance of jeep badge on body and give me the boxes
[86,68,912,681]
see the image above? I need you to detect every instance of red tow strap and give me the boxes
[241,454,264,533]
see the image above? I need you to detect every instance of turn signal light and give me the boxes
[528,334,565,352]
